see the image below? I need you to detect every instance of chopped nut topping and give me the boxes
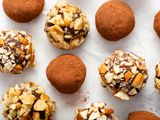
[0,30,36,74]
[155,63,160,92]
[99,50,148,100]
[75,103,119,120]
[2,82,55,120]
[45,1,90,50]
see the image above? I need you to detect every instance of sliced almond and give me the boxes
[88,111,100,120]
[114,91,130,100]
[79,110,88,119]
[124,71,133,82]
[131,73,145,88]
[113,65,120,74]
[104,72,113,83]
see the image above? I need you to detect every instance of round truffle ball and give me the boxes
[45,1,90,50]
[74,102,119,120]
[3,0,44,23]
[1,82,55,120]
[154,63,160,92]
[0,30,35,74]
[98,50,148,100]
[154,11,160,38]
[95,0,135,41]
[46,54,86,94]
[128,111,160,120]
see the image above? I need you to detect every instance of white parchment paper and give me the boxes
[0,0,160,119]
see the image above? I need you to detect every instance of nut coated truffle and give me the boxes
[0,30,35,74]
[128,111,160,120]
[1,82,55,120]
[98,50,148,100]
[154,63,160,92]
[74,102,119,120]
[45,1,90,50]
[3,0,44,23]
[154,11,160,38]
[46,54,86,94]
[95,0,135,41]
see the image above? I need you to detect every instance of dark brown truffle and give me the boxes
[154,11,160,38]
[128,111,160,120]
[46,54,86,94]
[95,0,135,41]
[3,0,45,23]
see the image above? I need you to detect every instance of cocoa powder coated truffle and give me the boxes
[46,54,86,94]
[3,0,44,23]
[98,50,148,100]
[95,0,135,41]
[128,111,160,120]
[154,11,160,38]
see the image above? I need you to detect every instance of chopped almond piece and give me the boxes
[99,64,107,74]
[124,71,133,82]
[0,39,4,46]
[104,108,114,115]
[20,37,28,45]
[132,73,145,88]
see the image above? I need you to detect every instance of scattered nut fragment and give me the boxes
[74,102,119,120]
[45,1,90,50]
[155,63,160,92]
[1,82,55,120]
[0,30,36,74]
[98,50,148,100]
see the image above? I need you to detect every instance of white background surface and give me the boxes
[0,0,160,119]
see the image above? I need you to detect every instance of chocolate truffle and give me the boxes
[3,0,44,23]
[74,102,119,120]
[95,0,135,41]
[98,50,148,100]
[128,111,160,120]
[46,54,86,94]
[1,82,55,120]
[154,11,160,38]
[0,30,35,74]
[154,63,160,92]
[45,1,90,50]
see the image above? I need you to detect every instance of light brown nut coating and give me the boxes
[98,50,148,100]
[1,82,55,120]
[74,102,119,120]
[45,1,90,50]
[0,30,35,74]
